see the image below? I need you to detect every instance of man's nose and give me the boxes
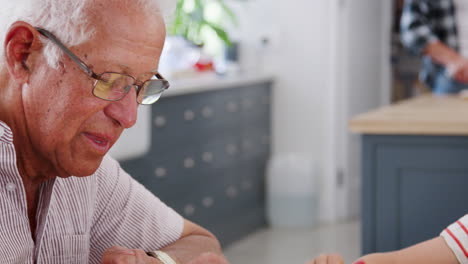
[103,87,138,128]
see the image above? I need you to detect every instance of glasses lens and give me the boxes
[93,73,135,101]
[137,80,169,105]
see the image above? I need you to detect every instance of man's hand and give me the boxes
[186,252,229,264]
[101,220,229,264]
[424,41,468,83]
[307,253,344,264]
[447,57,468,83]
[157,220,229,264]
[101,246,161,264]
[101,246,229,264]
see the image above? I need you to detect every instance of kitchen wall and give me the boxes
[337,0,393,220]
[227,0,392,223]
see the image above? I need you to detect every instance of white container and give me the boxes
[266,154,318,228]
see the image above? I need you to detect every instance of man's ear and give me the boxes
[4,21,43,83]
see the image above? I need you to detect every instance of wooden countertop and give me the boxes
[349,94,468,135]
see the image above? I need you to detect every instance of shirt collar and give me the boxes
[0,121,14,144]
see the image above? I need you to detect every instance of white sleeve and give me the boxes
[441,214,468,264]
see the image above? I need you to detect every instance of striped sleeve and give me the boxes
[441,215,468,264]
[89,155,184,263]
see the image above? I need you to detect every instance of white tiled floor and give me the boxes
[224,221,360,264]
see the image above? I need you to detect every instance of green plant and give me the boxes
[168,0,237,46]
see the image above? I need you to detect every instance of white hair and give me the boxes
[0,0,175,67]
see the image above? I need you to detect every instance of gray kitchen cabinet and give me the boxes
[362,134,468,253]
[350,95,468,254]
[120,79,272,247]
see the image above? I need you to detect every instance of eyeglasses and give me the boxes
[35,27,170,105]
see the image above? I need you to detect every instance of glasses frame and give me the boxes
[35,27,169,104]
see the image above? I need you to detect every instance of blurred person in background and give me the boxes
[0,0,228,263]
[401,0,468,94]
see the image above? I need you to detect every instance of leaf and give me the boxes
[169,0,236,46]
[205,21,232,46]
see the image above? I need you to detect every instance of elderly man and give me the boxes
[0,0,228,263]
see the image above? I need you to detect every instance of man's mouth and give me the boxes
[83,132,113,154]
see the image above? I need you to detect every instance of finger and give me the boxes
[101,253,136,264]
[454,72,464,83]
[133,249,160,264]
[314,254,329,264]
[327,254,344,264]
[187,252,229,264]
[101,246,137,264]
[461,72,468,83]
[105,245,136,256]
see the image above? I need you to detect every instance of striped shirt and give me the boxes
[0,121,184,263]
[441,214,468,264]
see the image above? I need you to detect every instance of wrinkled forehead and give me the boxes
[88,0,165,37]
[85,0,166,52]
[75,2,166,73]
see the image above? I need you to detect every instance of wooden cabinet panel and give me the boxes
[362,135,468,253]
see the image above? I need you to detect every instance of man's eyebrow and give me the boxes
[116,64,132,73]
[96,60,159,76]
[114,63,159,73]
[90,61,129,73]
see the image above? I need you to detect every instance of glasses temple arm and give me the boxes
[35,28,96,78]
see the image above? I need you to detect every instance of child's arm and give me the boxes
[311,215,468,264]
[357,236,458,264]
[310,236,458,264]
